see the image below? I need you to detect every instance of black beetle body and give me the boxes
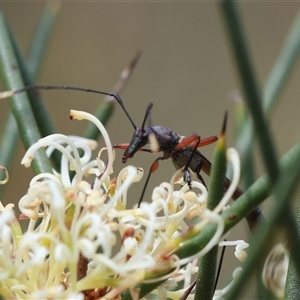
[122,125,181,163]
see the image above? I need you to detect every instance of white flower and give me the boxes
[0,110,245,300]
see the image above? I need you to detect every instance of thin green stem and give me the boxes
[0,8,52,174]
[283,206,300,282]
[285,193,300,299]
[0,115,18,194]
[26,3,60,79]
[219,0,279,185]
[9,6,58,140]
[0,4,59,194]
[194,246,218,300]
[194,116,227,299]
[235,10,300,185]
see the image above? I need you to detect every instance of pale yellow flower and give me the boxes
[0,110,245,300]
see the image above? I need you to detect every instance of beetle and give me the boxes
[113,100,262,228]
[1,85,261,223]
[113,102,243,206]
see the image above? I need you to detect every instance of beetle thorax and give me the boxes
[147,126,181,153]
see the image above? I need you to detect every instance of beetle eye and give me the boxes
[142,130,148,138]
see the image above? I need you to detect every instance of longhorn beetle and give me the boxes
[0,85,260,221]
[113,102,230,206]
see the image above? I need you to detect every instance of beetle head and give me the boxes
[122,127,149,163]
[118,102,153,163]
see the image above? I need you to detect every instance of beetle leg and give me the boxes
[182,135,206,189]
[114,143,152,153]
[175,134,199,150]
[138,156,165,207]
[175,134,218,151]
[192,135,218,148]
[183,169,193,189]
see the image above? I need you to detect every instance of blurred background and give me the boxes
[0,1,299,295]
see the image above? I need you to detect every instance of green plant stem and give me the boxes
[283,207,300,279]
[207,119,227,211]
[0,3,59,190]
[26,3,60,79]
[263,11,300,113]
[0,8,52,174]
[9,7,58,140]
[237,10,300,154]
[194,246,218,300]
[236,11,300,188]
[219,0,279,184]
[194,116,227,300]
[285,193,300,299]
[0,115,18,188]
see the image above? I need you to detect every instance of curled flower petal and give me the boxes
[219,240,249,262]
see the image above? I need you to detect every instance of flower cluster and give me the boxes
[0,110,247,299]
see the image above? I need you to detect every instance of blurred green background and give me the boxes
[0,2,299,296]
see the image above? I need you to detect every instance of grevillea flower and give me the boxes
[0,110,247,299]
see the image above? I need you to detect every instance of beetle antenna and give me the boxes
[0,85,138,129]
[113,93,137,129]
[141,103,153,130]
